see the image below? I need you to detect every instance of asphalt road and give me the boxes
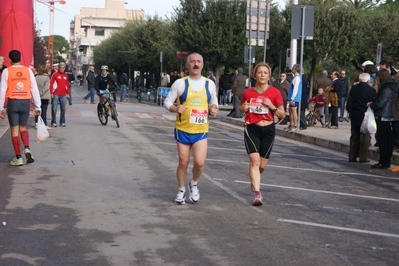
[0,84,398,265]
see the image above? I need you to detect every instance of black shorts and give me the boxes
[7,99,31,127]
[244,123,275,158]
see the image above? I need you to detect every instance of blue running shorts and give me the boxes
[174,128,208,145]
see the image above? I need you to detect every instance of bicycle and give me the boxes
[305,102,331,127]
[138,86,157,104]
[125,87,136,102]
[97,89,120,128]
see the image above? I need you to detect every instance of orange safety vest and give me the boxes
[6,66,32,100]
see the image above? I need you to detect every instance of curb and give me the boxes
[220,116,399,165]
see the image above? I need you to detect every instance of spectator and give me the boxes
[285,67,293,83]
[277,73,290,125]
[65,65,75,105]
[119,72,128,102]
[35,65,52,129]
[368,69,399,169]
[308,88,327,127]
[339,70,351,122]
[299,74,309,130]
[0,54,7,81]
[50,62,69,127]
[379,59,398,77]
[287,64,302,132]
[82,65,96,104]
[231,67,246,118]
[207,71,216,84]
[327,71,342,129]
[391,73,399,152]
[347,73,376,163]
[219,69,233,106]
[315,70,332,119]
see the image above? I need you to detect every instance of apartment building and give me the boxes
[69,0,144,73]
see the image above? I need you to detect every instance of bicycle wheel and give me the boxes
[109,101,120,128]
[305,112,315,127]
[97,103,108,125]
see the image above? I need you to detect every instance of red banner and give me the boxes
[0,0,34,69]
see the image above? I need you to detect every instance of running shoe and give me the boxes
[188,181,200,203]
[252,191,263,206]
[59,123,66,127]
[24,148,34,163]
[284,125,293,131]
[9,157,23,166]
[175,190,186,205]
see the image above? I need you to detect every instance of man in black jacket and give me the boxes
[339,70,351,122]
[346,73,376,163]
[65,66,75,105]
[219,70,233,106]
[329,71,342,129]
[82,65,96,104]
[119,72,128,102]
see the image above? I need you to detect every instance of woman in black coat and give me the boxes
[368,69,399,169]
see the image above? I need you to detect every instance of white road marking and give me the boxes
[135,113,153,119]
[161,114,176,120]
[278,219,399,239]
[234,180,399,202]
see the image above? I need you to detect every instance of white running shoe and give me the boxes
[188,182,200,203]
[9,157,23,166]
[175,190,186,205]
[24,148,34,163]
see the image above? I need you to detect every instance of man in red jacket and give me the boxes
[49,62,69,127]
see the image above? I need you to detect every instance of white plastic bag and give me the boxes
[360,107,377,134]
[37,116,50,142]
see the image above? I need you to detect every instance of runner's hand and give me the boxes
[176,105,187,113]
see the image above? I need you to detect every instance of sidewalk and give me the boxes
[219,105,399,166]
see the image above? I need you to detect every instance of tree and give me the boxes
[43,35,69,63]
[172,0,247,81]
[33,24,47,69]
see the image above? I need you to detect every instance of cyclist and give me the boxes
[95,65,119,104]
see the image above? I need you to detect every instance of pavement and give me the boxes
[218,105,399,166]
[0,102,398,166]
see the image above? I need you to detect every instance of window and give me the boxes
[95,29,104,36]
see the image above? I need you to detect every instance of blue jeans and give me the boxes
[84,86,95,103]
[222,89,231,105]
[120,84,127,101]
[339,97,346,119]
[51,95,67,125]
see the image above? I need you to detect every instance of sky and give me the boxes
[34,0,182,39]
[34,0,286,40]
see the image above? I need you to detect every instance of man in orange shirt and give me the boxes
[0,50,41,166]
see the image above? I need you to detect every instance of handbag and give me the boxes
[360,107,377,134]
[37,116,50,142]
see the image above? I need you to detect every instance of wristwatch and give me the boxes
[273,107,278,112]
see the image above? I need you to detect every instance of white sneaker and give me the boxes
[175,190,186,205]
[24,148,34,163]
[9,157,23,166]
[188,182,200,203]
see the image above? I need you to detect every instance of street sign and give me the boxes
[176,51,188,59]
[286,48,291,67]
[376,43,382,66]
[291,5,314,40]
[244,46,256,63]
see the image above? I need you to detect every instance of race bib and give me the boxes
[189,109,208,124]
[248,98,268,114]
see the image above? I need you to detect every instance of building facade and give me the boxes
[69,0,144,74]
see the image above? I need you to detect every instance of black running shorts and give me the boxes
[7,99,31,127]
[244,123,275,158]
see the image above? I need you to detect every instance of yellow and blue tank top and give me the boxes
[175,76,211,134]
